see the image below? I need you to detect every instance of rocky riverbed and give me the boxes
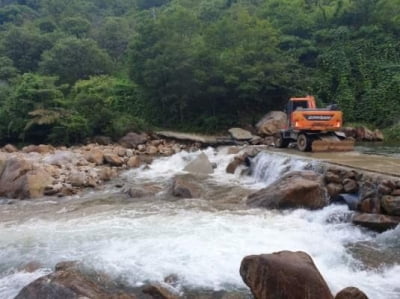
[0,139,399,298]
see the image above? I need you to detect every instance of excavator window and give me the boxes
[293,101,309,110]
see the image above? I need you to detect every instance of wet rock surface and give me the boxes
[240,251,334,299]
[14,261,137,299]
[255,111,287,136]
[247,170,328,210]
[183,152,214,175]
[352,213,400,232]
[334,287,368,299]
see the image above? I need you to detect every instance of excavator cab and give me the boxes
[275,96,355,152]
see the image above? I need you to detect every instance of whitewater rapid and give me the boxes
[0,147,399,299]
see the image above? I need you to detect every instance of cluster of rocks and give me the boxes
[342,126,384,142]
[0,132,200,199]
[324,166,400,232]
[225,149,399,232]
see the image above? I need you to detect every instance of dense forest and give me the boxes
[0,0,399,144]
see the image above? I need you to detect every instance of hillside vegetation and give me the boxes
[0,0,399,143]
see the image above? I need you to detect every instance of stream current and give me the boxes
[0,147,399,298]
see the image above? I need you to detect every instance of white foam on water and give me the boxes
[122,147,265,189]
[0,269,51,299]
[250,151,313,185]
[0,204,399,299]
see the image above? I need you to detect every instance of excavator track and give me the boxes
[311,136,355,152]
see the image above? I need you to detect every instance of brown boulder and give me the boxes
[228,128,253,141]
[355,127,375,141]
[97,167,118,181]
[92,135,113,145]
[256,111,287,136]
[68,171,87,187]
[183,152,213,175]
[381,195,400,216]
[104,153,124,166]
[15,263,136,299]
[240,251,333,299]
[143,283,179,299]
[352,213,400,232]
[373,129,384,141]
[172,175,203,198]
[0,158,52,199]
[226,154,249,174]
[327,183,343,198]
[147,145,159,155]
[341,127,357,139]
[22,144,55,154]
[392,189,400,196]
[127,156,141,168]
[335,287,368,299]
[247,171,328,210]
[325,171,342,184]
[85,149,104,165]
[119,132,148,148]
[343,179,358,193]
[3,144,18,153]
[358,197,381,214]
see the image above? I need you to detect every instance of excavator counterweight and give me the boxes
[275,96,355,152]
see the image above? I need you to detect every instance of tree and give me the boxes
[1,73,64,142]
[40,37,112,84]
[60,16,91,38]
[1,26,53,73]
[95,17,131,59]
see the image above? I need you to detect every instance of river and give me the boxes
[0,148,399,298]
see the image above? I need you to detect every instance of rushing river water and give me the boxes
[0,147,399,299]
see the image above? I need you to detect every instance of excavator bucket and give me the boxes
[311,136,355,152]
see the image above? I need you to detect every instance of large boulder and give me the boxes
[226,153,250,174]
[335,287,368,299]
[355,126,375,141]
[85,149,104,165]
[92,135,112,145]
[0,158,52,199]
[183,152,213,175]
[256,111,287,136]
[240,251,333,299]
[142,283,179,299]
[104,153,124,167]
[22,144,55,154]
[43,151,78,167]
[228,128,253,141]
[14,262,136,299]
[171,175,203,198]
[119,132,148,148]
[247,171,328,210]
[352,213,400,232]
[381,195,400,216]
[3,144,18,153]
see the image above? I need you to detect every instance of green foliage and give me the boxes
[94,17,131,59]
[383,123,400,143]
[1,26,52,72]
[0,73,64,141]
[40,37,112,84]
[60,16,91,38]
[68,76,149,137]
[0,0,397,143]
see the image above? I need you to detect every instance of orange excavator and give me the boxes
[274,96,355,152]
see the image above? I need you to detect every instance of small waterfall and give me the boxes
[250,152,314,186]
